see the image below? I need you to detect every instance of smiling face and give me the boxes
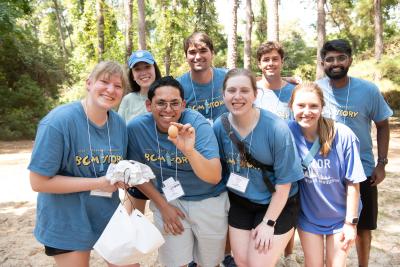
[131,62,156,89]
[185,42,214,73]
[223,74,257,117]
[146,85,186,133]
[86,73,124,111]
[258,49,283,79]
[322,51,352,80]
[291,89,323,134]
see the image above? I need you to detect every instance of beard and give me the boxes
[324,65,349,80]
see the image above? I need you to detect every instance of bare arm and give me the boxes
[29,171,117,194]
[341,182,360,251]
[136,182,185,235]
[168,122,222,184]
[371,119,390,186]
[252,183,291,252]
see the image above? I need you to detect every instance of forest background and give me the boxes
[1,0,399,140]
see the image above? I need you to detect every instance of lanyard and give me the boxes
[302,137,320,168]
[154,121,178,182]
[189,68,214,119]
[84,101,112,178]
[229,119,254,178]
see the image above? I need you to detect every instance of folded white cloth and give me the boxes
[106,160,155,186]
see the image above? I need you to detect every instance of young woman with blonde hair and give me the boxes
[288,82,366,267]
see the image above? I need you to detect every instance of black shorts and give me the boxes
[44,246,73,256]
[357,176,378,230]
[127,187,149,200]
[228,191,299,235]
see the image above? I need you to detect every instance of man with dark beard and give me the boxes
[316,39,392,267]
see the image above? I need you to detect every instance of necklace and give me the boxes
[83,100,112,177]
[153,121,178,182]
[189,68,214,119]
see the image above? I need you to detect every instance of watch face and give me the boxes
[267,219,276,227]
[352,218,359,224]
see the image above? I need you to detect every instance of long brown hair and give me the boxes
[289,82,336,157]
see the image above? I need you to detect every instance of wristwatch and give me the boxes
[345,217,359,225]
[377,158,388,166]
[262,218,276,227]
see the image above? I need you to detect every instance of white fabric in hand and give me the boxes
[106,160,155,186]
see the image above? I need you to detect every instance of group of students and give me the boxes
[28,32,392,267]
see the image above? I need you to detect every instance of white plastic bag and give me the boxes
[94,204,164,265]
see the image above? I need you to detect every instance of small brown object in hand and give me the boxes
[168,125,178,138]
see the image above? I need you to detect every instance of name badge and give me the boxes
[227,173,249,193]
[90,189,113,198]
[162,177,185,202]
[206,118,214,126]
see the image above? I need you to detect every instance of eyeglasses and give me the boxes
[154,101,182,111]
[324,55,349,64]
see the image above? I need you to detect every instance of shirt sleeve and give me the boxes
[28,123,65,177]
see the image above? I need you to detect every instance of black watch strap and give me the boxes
[262,218,276,227]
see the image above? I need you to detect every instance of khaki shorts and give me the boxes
[150,192,229,267]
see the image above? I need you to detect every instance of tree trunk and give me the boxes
[137,0,147,50]
[267,0,278,41]
[374,0,383,63]
[227,0,238,69]
[96,0,105,61]
[316,0,326,80]
[244,0,253,70]
[52,0,67,59]
[125,0,133,62]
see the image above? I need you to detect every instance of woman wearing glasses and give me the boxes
[118,50,162,215]
[213,69,303,267]
[28,61,131,266]
[288,82,366,267]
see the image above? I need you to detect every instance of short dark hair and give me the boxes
[256,41,285,62]
[148,76,184,101]
[128,62,162,93]
[320,39,352,59]
[183,32,214,56]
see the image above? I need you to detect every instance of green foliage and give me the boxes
[383,90,400,111]
[294,64,316,82]
[281,31,316,77]
[0,75,52,140]
[379,55,400,85]
[0,0,65,140]
[254,0,267,44]
[327,0,400,54]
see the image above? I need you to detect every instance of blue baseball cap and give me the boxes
[128,50,155,68]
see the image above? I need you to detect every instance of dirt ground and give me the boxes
[0,118,399,267]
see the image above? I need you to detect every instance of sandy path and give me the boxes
[0,120,399,266]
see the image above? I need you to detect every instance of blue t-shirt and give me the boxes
[317,77,393,176]
[177,67,228,121]
[254,81,295,120]
[288,121,366,234]
[28,101,128,250]
[213,109,303,204]
[127,109,225,201]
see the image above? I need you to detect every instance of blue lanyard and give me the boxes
[302,137,320,168]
